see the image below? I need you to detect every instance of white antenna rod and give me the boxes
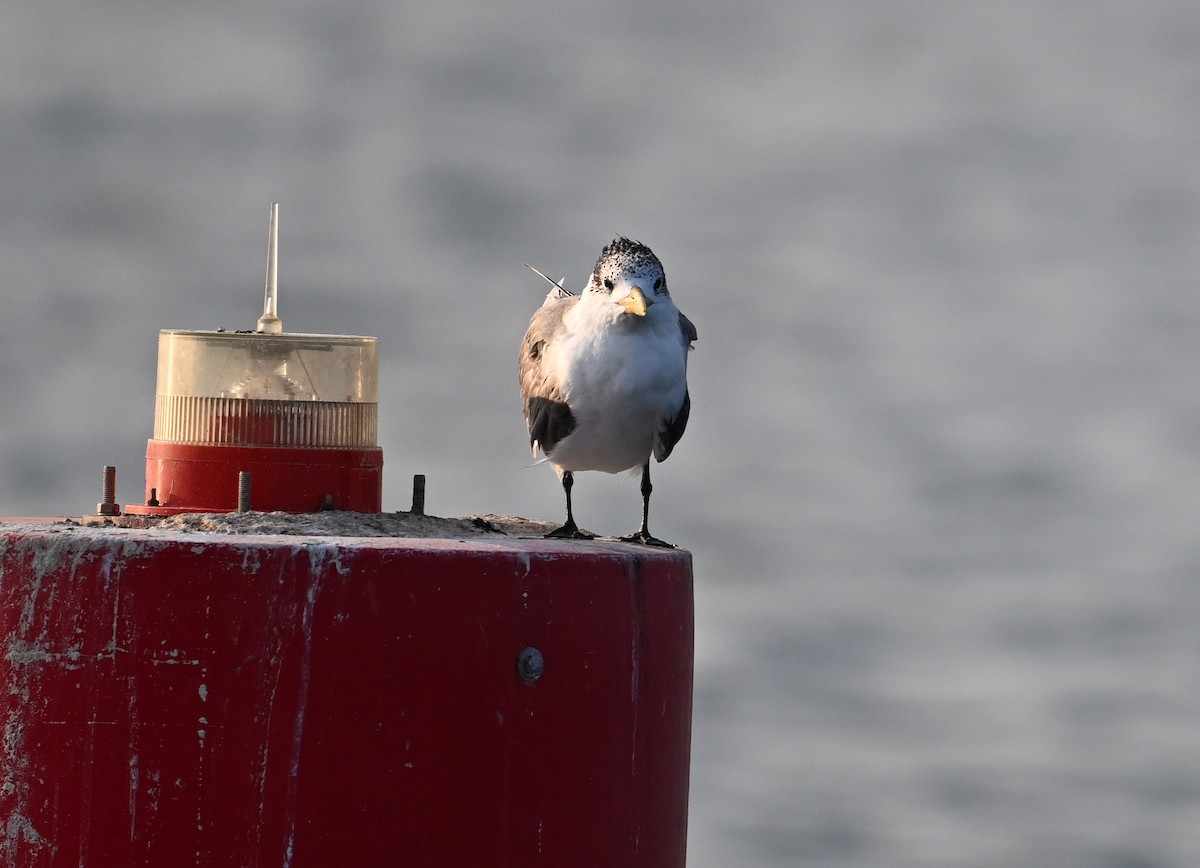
[257,203,283,334]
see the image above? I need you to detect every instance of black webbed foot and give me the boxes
[546,520,596,540]
[619,529,675,548]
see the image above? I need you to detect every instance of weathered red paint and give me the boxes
[125,441,384,515]
[0,524,693,866]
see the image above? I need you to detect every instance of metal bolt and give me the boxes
[411,474,426,515]
[237,471,252,513]
[97,465,120,516]
[517,646,544,684]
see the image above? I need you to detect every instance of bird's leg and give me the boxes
[621,462,674,547]
[546,471,596,540]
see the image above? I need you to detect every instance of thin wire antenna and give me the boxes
[257,203,283,333]
[525,263,573,296]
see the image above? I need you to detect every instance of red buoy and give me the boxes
[0,519,693,866]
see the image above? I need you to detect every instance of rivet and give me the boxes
[517,646,544,684]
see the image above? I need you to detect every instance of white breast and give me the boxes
[544,299,689,474]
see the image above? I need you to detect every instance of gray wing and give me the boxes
[519,297,579,457]
[679,310,698,348]
[654,309,697,462]
[654,389,690,462]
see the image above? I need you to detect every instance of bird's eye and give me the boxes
[603,278,614,290]
[653,277,664,292]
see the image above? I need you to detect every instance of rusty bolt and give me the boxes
[237,471,252,513]
[411,474,426,515]
[97,465,120,516]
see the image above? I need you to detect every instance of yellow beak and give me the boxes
[617,286,652,317]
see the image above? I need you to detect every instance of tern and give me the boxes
[519,237,696,546]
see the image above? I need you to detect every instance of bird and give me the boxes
[519,237,697,546]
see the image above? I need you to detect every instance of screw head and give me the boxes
[517,646,544,684]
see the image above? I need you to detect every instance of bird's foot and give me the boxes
[545,521,596,540]
[619,529,675,548]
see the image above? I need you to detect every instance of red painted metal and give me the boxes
[0,524,693,866]
[124,440,383,515]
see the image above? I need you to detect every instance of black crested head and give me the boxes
[590,236,668,295]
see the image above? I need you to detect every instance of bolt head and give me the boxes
[517,646,544,684]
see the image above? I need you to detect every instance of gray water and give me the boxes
[4,1,1200,865]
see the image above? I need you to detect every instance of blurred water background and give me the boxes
[4,1,1200,865]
